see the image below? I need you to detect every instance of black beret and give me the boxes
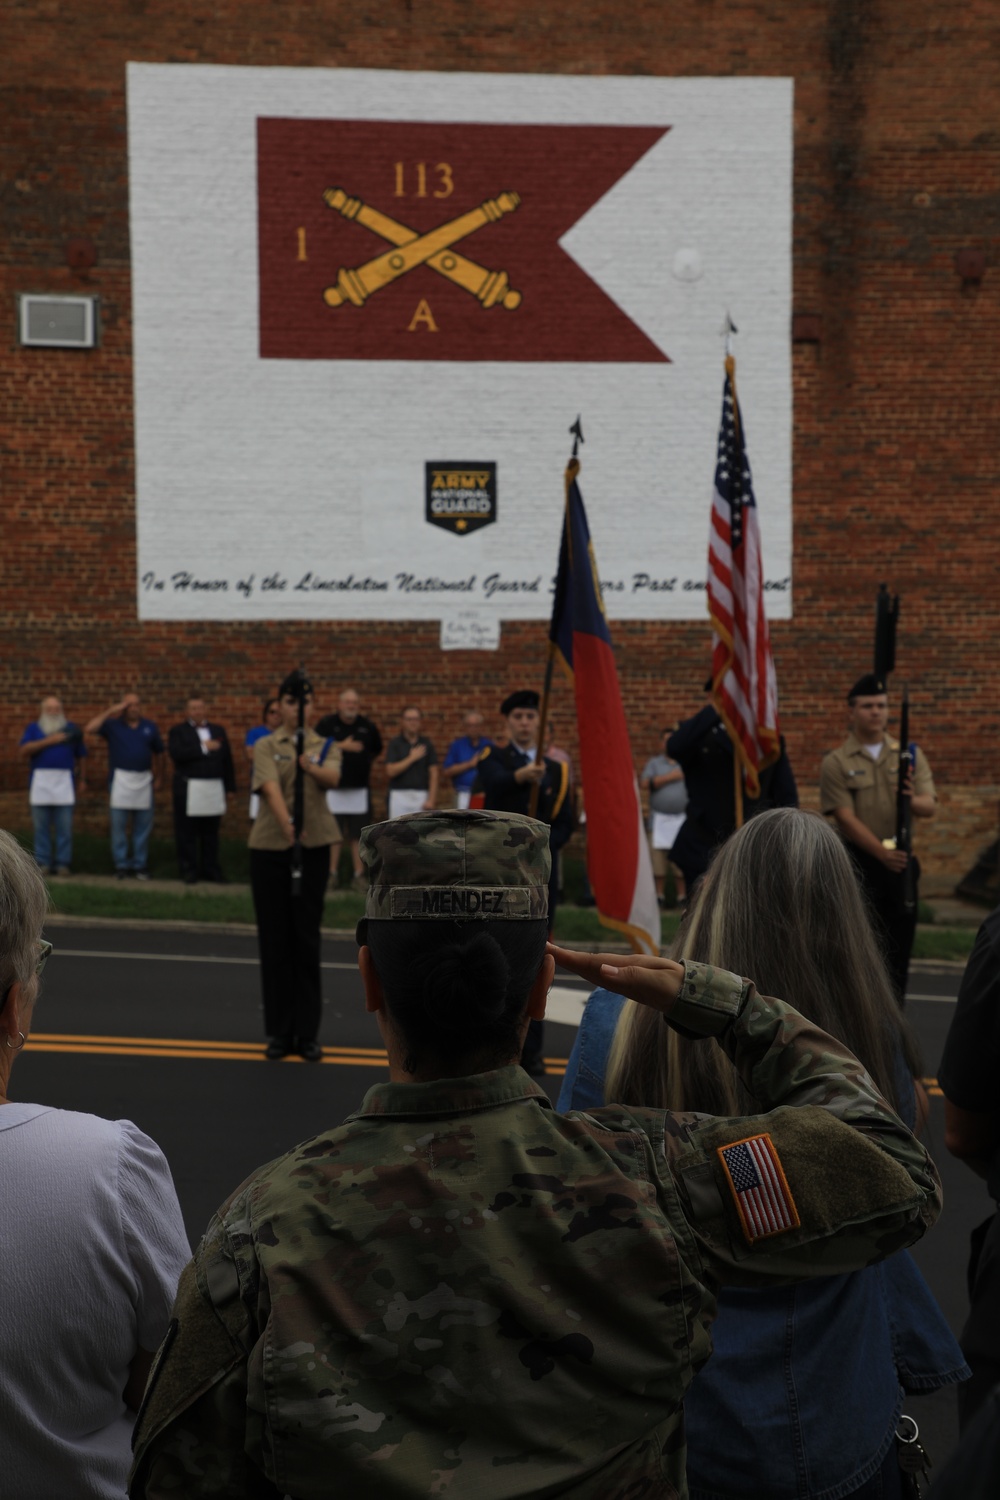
[847,673,887,701]
[500,689,540,716]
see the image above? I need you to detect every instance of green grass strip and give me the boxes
[911,927,977,962]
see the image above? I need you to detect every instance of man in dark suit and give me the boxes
[168,696,236,884]
[667,695,798,898]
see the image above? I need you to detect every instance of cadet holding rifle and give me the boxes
[820,673,936,1003]
[249,671,342,1061]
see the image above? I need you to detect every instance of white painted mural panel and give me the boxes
[127,65,792,621]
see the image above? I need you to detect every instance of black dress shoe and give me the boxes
[296,1039,323,1063]
[265,1037,292,1061]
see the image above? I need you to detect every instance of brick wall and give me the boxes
[3,2,999,882]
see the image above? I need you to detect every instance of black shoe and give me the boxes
[116,869,129,880]
[183,873,197,885]
[265,1037,292,1061]
[207,873,229,884]
[296,1038,323,1063]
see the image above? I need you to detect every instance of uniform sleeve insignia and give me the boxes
[717,1133,800,1243]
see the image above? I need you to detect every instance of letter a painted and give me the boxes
[408,299,439,332]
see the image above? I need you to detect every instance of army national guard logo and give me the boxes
[425,463,497,536]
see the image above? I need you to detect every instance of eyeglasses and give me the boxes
[1,940,53,1012]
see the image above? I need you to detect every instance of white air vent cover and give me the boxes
[18,295,99,348]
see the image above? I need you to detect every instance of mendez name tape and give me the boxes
[387,886,536,918]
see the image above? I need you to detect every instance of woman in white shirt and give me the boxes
[0,829,190,1499]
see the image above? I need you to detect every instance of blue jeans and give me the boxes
[32,804,74,871]
[110,805,155,872]
[847,1443,904,1498]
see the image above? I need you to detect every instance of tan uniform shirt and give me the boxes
[249,727,341,851]
[819,732,935,844]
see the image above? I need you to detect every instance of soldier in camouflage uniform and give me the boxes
[131,809,941,1500]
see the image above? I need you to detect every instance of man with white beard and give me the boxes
[17,695,87,875]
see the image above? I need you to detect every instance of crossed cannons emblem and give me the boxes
[322,187,523,311]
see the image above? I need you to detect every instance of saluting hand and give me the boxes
[547,944,685,1015]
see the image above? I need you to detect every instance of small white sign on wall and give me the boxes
[440,609,502,652]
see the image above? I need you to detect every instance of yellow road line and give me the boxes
[28,1033,569,1073]
[27,1032,940,1094]
[33,1032,386,1055]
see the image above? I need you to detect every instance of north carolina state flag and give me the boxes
[257,119,668,362]
[550,460,660,954]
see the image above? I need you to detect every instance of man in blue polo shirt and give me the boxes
[85,693,165,878]
[442,710,492,809]
[18,694,87,875]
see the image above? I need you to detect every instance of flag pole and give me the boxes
[722,322,744,827]
[529,644,556,819]
[530,418,584,818]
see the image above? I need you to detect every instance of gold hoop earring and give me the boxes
[4,1031,25,1051]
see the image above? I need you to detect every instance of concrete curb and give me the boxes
[39,910,974,969]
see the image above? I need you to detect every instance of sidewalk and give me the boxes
[921,897,989,927]
[45,872,254,897]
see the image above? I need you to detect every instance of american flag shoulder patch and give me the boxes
[717,1133,801,1243]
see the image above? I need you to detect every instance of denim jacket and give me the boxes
[558,989,970,1500]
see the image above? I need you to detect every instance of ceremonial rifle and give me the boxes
[894,685,917,916]
[874,583,899,683]
[872,587,915,915]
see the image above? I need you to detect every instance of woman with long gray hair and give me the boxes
[558,807,967,1500]
[0,830,190,1498]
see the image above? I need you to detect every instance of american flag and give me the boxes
[707,356,780,798]
[718,1134,800,1243]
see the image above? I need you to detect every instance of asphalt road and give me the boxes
[16,919,986,1476]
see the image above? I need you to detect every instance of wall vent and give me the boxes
[18,294,99,349]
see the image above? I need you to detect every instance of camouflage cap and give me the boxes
[360,809,550,921]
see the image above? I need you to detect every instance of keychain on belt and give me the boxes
[895,1414,932,1497]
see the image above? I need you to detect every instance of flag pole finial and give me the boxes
[569,416,584,459]
[721,312,738,360]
